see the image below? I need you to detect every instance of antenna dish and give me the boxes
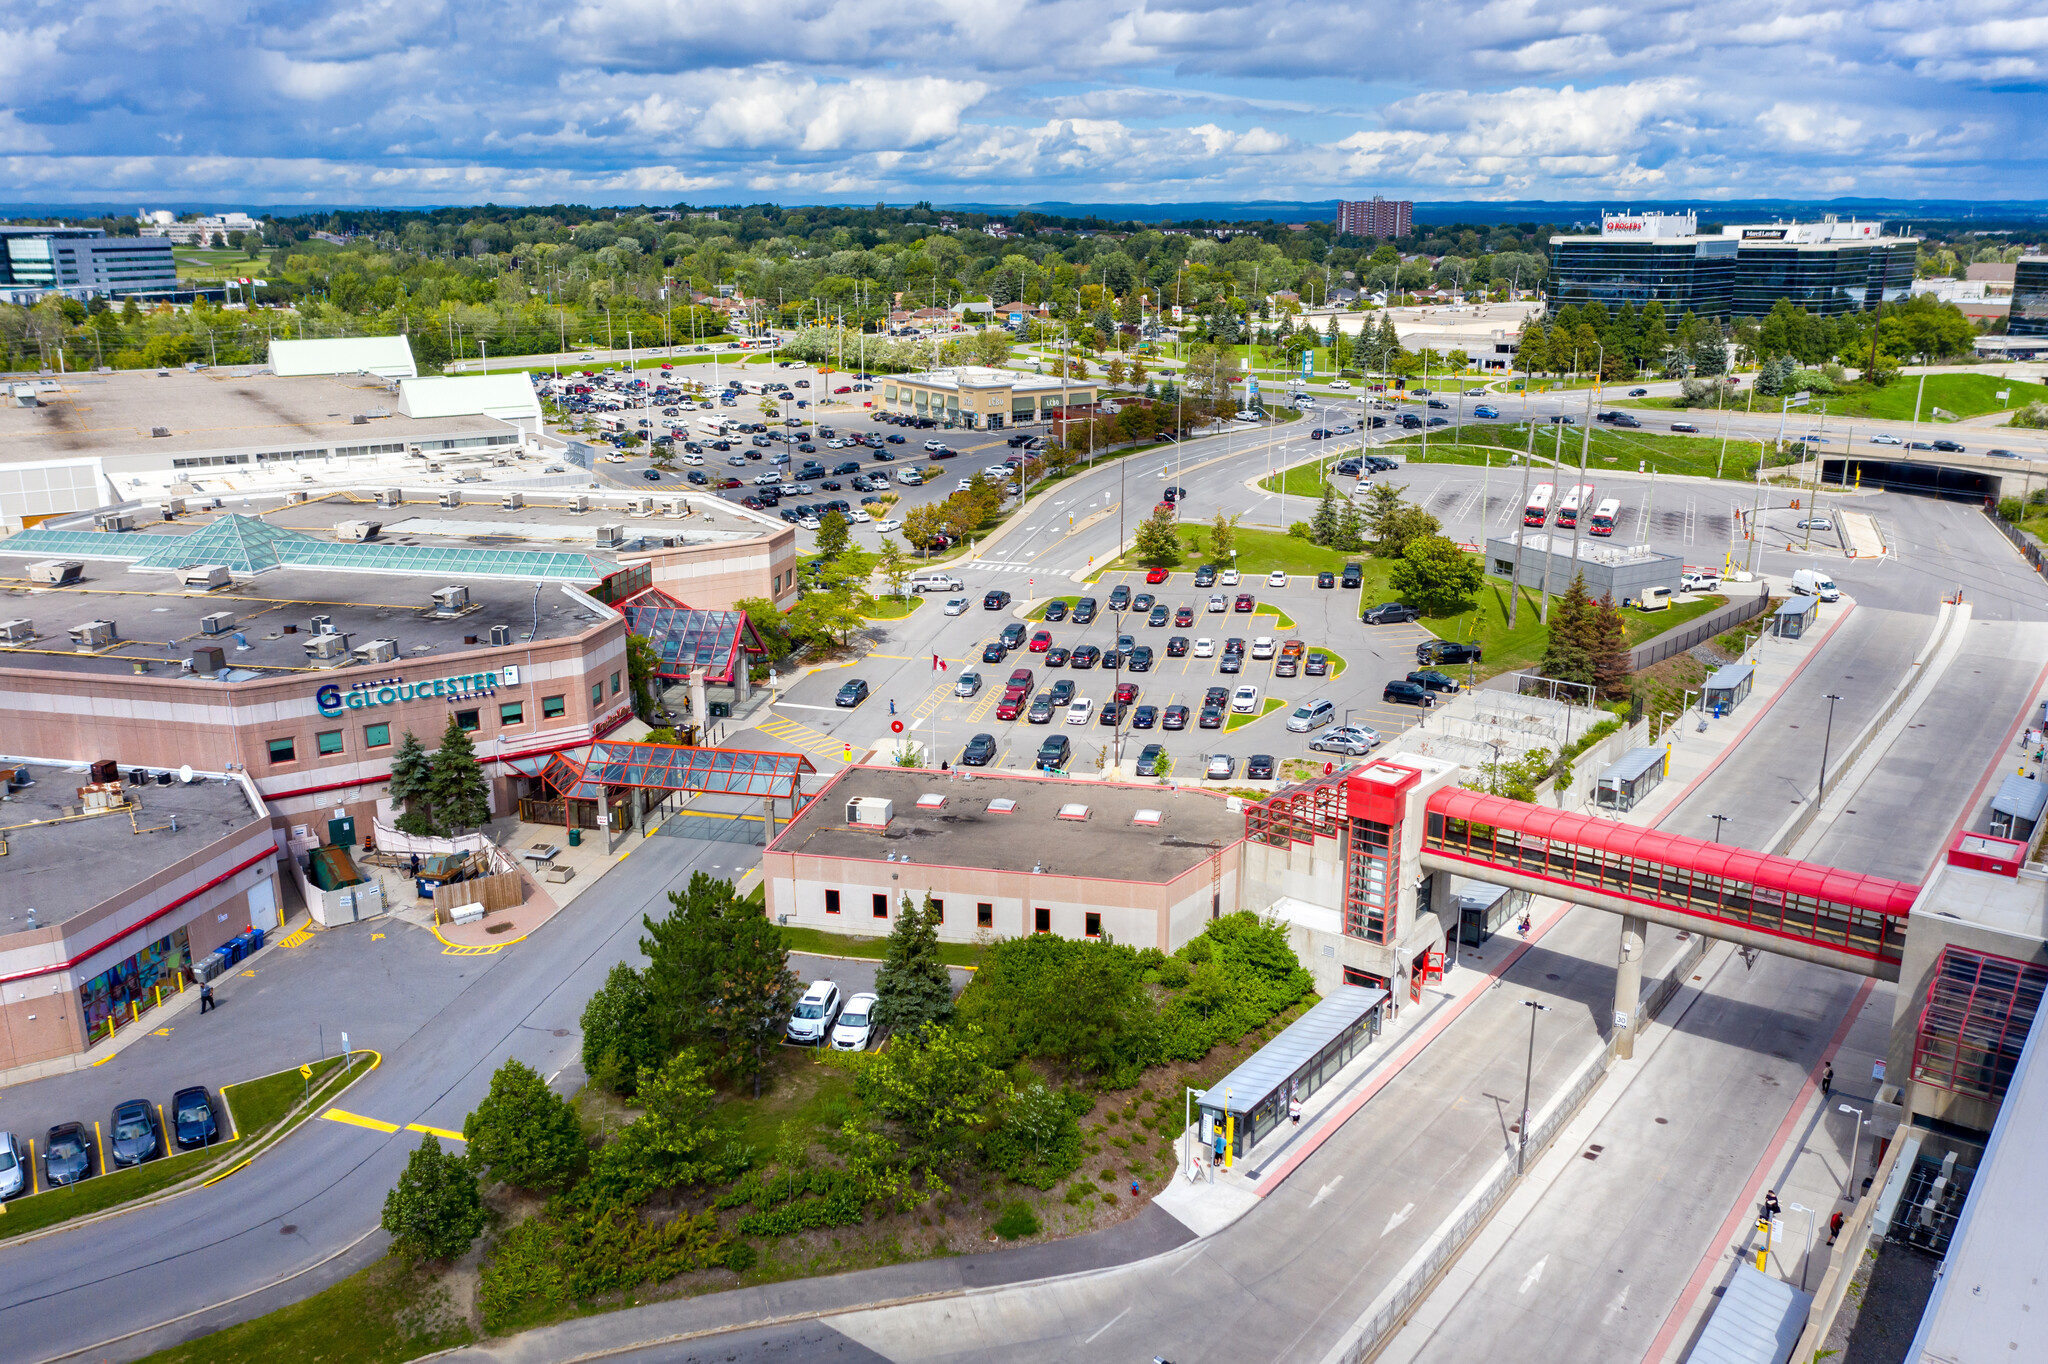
[179,764,194,784]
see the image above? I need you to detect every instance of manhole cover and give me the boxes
[552,1028,570,1037]
[280,1224,297,1235]
[485,922,514,935]
[1545,973,1561,980]
[1655,1117,1669,1124]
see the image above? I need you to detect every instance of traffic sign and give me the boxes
[891,720,904,734]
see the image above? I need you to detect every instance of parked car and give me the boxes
[1166,635,1190,657]
[1194,565,1218,587]
[1107,585,1132,610]
[1043,599,1069,622]
[1208,594,1227,613]
[831,993,879,1051]
[1416,639,1483,665]
[1384,679,1436,707]
[1066,697,1095,725]
[984,590,1012,610]
[1000,622,1028,649]
[0,1130,23,1199]
[1071,645,1101,669]
[786,981,843,1045]
[961,732,997,766]
[1036,734,1072,771]
[1246,754,1276,780]
[1199,704,1225,729]
[44,1122,93,1186]
[1364,601,1421,625]
[1145,566,1170,584]
[172,1086,219,1149]
[109,1099,161,1167]
[1304,652,1330,677]
[1205,753,1237,780]
[1136,743,1169,776]
[1310,725,1381,755]
[1407,668,1462,694]
[954,670,982,698]
[835,679,870,707]
[1029,630,1053,653]
[1317,571,1336,588]
[1231,684,1261,713]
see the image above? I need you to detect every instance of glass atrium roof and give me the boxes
[540,742,813,801]
[621,588,763,683]
[0,515,615,583]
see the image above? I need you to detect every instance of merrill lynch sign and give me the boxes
[316,666,521,718]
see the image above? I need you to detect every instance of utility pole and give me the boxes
[1517,1000,1551,1175]
[1508,420,1537,628]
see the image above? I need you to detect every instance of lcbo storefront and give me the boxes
[78,926,193,1037]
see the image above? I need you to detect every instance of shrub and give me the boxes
[478,1218,568,1334]
[1155,957,1191,988]
[465,1058,585,1192]
[2013,401,2048,430]
[992,1201,1041,1239]
[726,1239,758,1273]
[983,1082,1087,1189]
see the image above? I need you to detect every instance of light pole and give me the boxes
[1838,1102,1868,1201]
[1818,693,1843,802]
[1517,999,1551,1175]
[1710,813,1730,843]
[1787,1201,1818,1290]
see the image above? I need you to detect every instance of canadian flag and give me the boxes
[932,654,948,671]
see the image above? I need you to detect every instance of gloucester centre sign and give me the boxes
[316,666,521,718]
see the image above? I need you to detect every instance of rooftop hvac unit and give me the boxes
[69,619,117,650]
[150,426,171,438]
[285,490,308,505]
[308,613,334,633]
[628,496,654,516]
[661,498,684,517]
[27,559,83,586]
[439,489,461,509]
[432,585,471,615]
[94,512,136,533]
[500,491,523,510]
[846,796,895,828]
[0,618,33,643]
[80,781,126,811]
[568,494,590,514]
[159,497,186,519]
[335,519,380,542]
[189,644,226,675]
[351,413,368,425]
[378,487,402,507]
[181,564,231,590]
[595,524,623,547]
[488,625,512,646]
[305,632,352,662]
[353,637,399,664]
[199,611,236,635]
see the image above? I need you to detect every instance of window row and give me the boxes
[267,695,570,764]
[819,893,1100,938]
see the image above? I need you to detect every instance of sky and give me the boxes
[4,0,2046,209]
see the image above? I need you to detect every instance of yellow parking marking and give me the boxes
[371,932,385,940]
[440,943,504,957]
[406,1123,466,1142]
[276,927,315,949]
[320,1108,400,1134]
[240,969,256,977]
[153,1027,173,1037]
[754,714,847,757]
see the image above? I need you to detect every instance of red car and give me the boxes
[1029,630,1053,653]
[996,693,1026,720]
[834,385,853,394]
[1113,681,1139,706]
[1145,567,1170,584]
[1234,593,1256,612]
[1174,605,1195,627]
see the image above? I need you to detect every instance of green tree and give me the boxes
[426,713,491,833]
[1132,504,1184,565]
[381,1135,486,1263]
[388,729,437,837]
[1387,536,1484,615]
[1381,504,1442,559]
[733,596,792,660]
[626,632,662,716]
[814,510,852,558]
[1540,573,1598,689]
[1310,481,1341,546]
[464,1058,585,1192]
[704,906,801,1098]
[855,1022,1008,1190]
[581,1049,726,1204]
[786,586,868,648]
[872,893,955,1036]
[877,538,911,600]
[1334,499,1367,553]
[899,502,946,552]
[1208,511,1239,563]
[1590,592,1634,701]
[580,962,665,1096]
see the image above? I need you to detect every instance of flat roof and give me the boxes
[771,767,1243,880]
[891,367,1092,395]
[396,375,541,421]
[1598,746,1666,785]
[0,369,505,467]
[268,336,417,380]
[0,760,265,926]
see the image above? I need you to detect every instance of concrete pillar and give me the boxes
[633,787,646,838]
[761,795,777,847]
[1613,914,1648,1060]
[689,667,710,737]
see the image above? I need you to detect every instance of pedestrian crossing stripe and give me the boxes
[754,714,848,757]
[441,944,502,957]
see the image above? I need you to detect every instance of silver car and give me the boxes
[0,1131,22,1199]
[1309,725,1382,756]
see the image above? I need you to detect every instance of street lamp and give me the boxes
[1710,813,1730,843]
[1787,1202,1818,1290]
[1838,1102,1868,1202]
[1818,693,1843,802]
[1517,999,1551,1175]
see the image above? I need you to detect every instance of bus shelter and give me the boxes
[1989,774,2048,842]
[1772,595,1819,639]
[1595,746,1668,813]
[1196,984,1386,1162]
[1703,662,1755,717]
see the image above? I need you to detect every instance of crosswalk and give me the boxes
[753,712,855,759]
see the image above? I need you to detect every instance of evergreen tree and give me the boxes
[388,729,437,837]
[1310,481,1342,546]
[1334,499,1367,553]
[704,906,801,1098]
[579,961,665,1096]
[1591,593,1634,701]
[871,893,956,1037]
[425,713,491,833]
[1540,573,1598,691]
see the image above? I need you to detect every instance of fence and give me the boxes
[1628,583,1772,671]
[434,870,525,920]
[1986,509,2048,589]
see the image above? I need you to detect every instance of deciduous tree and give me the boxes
[382,1135,486,1263]
[465,1058,586,1192]
[1387,535,1483,615]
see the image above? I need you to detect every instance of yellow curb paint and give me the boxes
[90,1053,115,1067]
[320,1108,400,1134]
[153,1027,172,1037]
[406,1124,466,1142]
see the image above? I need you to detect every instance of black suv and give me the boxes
[1036,734,1072,772]
[1341,563,1364,589]
[1073,596,1099,624]
[1416,639,1483,665]
[1000,621,1028,648]
[1194,565,1218,587]
[962,732,997,766]
[984,590,1012,610]
[1384,679,1435,707]
[1107,585,1132,611]
[1407,668,1462,694]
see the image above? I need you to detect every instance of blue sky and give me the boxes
[4,0,2045,207]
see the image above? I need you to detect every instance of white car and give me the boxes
[786,980,843,1045]
[831,992,878,1051]
[603,453,627,463]
[1221,568,1241,586]
[1250,636,1276,659]
[1208,594,1227,613]
[1870,433,1903,446]
[956,479,975,492]
[1231,684,1261,713]
[1796,518,1833,532]
[827,438,847,448]
[1329,379,1354,391]
[679,451,704,465]
[944,597,969,615]
[1193,637,1216,658]
[1266,570,1288,588]
[0,1130,21,1199]
[799,515,822,530]
[848,508,871,523]
[876,518,903,533]
[1066,697,1095,725]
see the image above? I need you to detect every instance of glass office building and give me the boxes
[1730,227,1917,317]
[0,226,177,302]
[1548,234,1736,317]
[2011,258,2048,337]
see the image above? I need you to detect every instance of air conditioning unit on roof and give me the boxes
[846,797,894,828]
[353,637,399,664]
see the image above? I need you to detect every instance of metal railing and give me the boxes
[1628,583,1772,671]
[1986,509,2048,588]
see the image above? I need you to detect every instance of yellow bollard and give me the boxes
[131,999,138,1023]
[1755,1218,1771,1271]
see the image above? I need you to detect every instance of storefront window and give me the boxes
[78,926,190,1037]
[500,701,524,725]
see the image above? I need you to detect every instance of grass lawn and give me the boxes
[1388,422,1765,481]
[1257,457,1354,497]
[1226,697,1288,731]
[1027,596,1081,620]
[134,1256,472,1364]
[0,1056,351,1242]
[864,595,924,621]
[711,1048,863,1157]
[1100,526,1364,578]
[777,924,984,970]
[1251,603,1298,629]
[1838,372,2048,423]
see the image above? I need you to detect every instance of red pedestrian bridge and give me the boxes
[1420,788,1917,979]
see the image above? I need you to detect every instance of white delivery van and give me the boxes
[1791,568,1840,602]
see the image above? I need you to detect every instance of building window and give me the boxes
[455,709,481,732]
[978,902,993,929]
[591,683,603,707]
[1034,907,1051,933]
[825,889,840,915]
[499,701,524,726]
[267,737,296,764]
[873,893,888,919]
[543,694,566,719]
[365,723,391,748]
[316,730,344,756]
[930,898,944,924]
[1085,912,1102,938]
[610,672,622,696]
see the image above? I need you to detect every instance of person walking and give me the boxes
[199,981,215,1014]
[1763,1190,1782,1222]
[1828,1211,1844,1245]
[1212,1129,1226,1177]
[1821,1062,1834,1100]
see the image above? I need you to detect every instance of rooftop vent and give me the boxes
[915,793,947,810]
[150,426,171,438]
[845,796,895,828]
[594,524,624,547]
[181,564,231,591]
[567,494,590,514]
[68,619,117,650]
[432,585,471,616]
[353,637,399,664]
[199,611,236,635]
[500,491,523,511]
[305,632,352,663]
[27,559,83,586]
[0,618,34,643]
[159,497,185,519]
[308,613,334,633]
[987,797,1018,814]
[189,644,226,675]
[334,519,380,542]
[1056,802,1091,821]
[378,488,402,508]
[488,624,512,647]
[1132,808,1163,826]
[94,512,137,533]
[438,489,461,509]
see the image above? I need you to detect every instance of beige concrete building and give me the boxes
[881,367,1095,430]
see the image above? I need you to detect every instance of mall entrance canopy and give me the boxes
[620,588,764,685]
[538,742,815,846]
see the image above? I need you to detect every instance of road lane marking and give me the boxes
[1083,1306,1131,1345]
[1519,1254,1547,1294]
[1383,1201,1414,1235]
[320,1108,399,1134]
[406,1123,466,1142]
[1310,1176,1344,1208]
